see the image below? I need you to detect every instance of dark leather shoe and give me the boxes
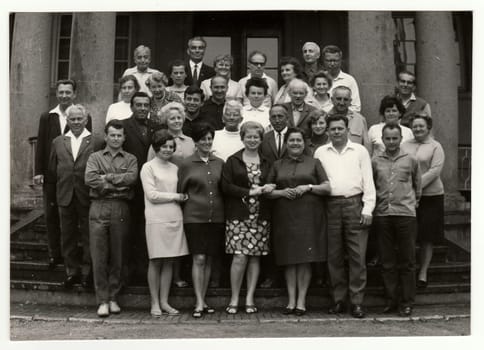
[351,304,365,318]
[81,275,92,289]
[417,279,428,289]
[328,301,346,314]
[399,306,413,317]
[48,257,62,270]
[382,304,398,314]
[64,275,79,289]
[294,308,306,316]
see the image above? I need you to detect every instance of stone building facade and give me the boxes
[9,11,472,209]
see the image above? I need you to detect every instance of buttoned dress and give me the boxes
[267,155,328,265]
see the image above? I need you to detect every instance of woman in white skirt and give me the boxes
[140,129,189,317]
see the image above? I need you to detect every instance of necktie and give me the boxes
[277,132,282,157]
[193,64,198,84]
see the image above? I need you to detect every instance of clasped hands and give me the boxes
[279,185,311,200]
[249,183,276,196]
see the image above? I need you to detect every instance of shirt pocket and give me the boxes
[397,169,411,182]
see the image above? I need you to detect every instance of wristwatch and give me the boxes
[308,184,313,192]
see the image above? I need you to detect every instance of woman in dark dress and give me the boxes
[178,123,225,318]
[266,127,331,315]
[401,113,445,288]
[221,121,275,314]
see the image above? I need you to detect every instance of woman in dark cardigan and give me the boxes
[178,123,225,318]
[221,121,275,315]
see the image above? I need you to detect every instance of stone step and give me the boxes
[10,239,454,263]
[10,259,470,286]
[10,279,470,308]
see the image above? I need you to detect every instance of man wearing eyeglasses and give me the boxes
[239,51,278,108]
[322,45,361,113]
[328,86,370,153]
[184,36,215,87]
[395,70,431,127]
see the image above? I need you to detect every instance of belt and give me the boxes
[328,193,362,200]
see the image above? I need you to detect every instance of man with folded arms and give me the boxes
[85,119,138,317]
[314,114,375,318]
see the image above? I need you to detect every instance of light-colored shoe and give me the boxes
[97,303,110,317]
[109,300,121,314]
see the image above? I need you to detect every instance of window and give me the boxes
[393,13,416,76]
[114,15,132,82]
[54,14,72,81]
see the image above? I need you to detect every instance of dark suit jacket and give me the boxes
[122,116,152,168]
[283,102,317,138]
[35,110,92,176]
[260,130,288,166]
[47,134,93,207]
[184,60,216,87]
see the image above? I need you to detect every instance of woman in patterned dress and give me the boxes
[221,121,275,314]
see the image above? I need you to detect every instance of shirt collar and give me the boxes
[102,147,126,157]
[377,148,408,161]
[248,72,268,80]
[50,104,68,116]
[292,103,305,112]
[65,128,91,139]
[274,127,288,135]
[285,154,305,163]
[245,105,266,112]
[327,139,355,153]
[189,60,202,69]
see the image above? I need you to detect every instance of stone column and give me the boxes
[69,12,116,141]
[10,13,53,208]
[415,12,465,209]
[348,11,396,125]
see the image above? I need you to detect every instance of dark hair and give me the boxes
[284,127,307,143]
[382,123,402,137]
[326,113,349,128]
[151,129,176,153]
[378,95,406,116]
[279,56,303,79]
[104,119,125,134]
[310,71,333,89]
[245,76,269,96]
[270,104,289,114]
[398,70,417,84]
[322,45,343,57]
[168,59,186,75]
[191,122,215,143]
[56,79,77,92]
[184,85,205,100]
[130,91,151,107]
[409,112,433,130]
[119,75,140,92]
[307,109,328,128]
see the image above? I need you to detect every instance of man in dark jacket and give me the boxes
[34,79,92,269]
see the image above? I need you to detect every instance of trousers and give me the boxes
[327,195,368,305]
[89,199,130,304]
[374,216,416,307]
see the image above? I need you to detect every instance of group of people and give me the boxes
[33,36,444,320]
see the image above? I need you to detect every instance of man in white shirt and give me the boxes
[239,51,278,108]
[322,45,361,113]
[184,36,215,87]
[314,114,376,319]
[47,104,94,290]
[34,79,92,270]
[122,45,161,97]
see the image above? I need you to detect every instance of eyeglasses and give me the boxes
[249,61,265,67]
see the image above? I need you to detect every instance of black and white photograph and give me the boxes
[5,0,480,345]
